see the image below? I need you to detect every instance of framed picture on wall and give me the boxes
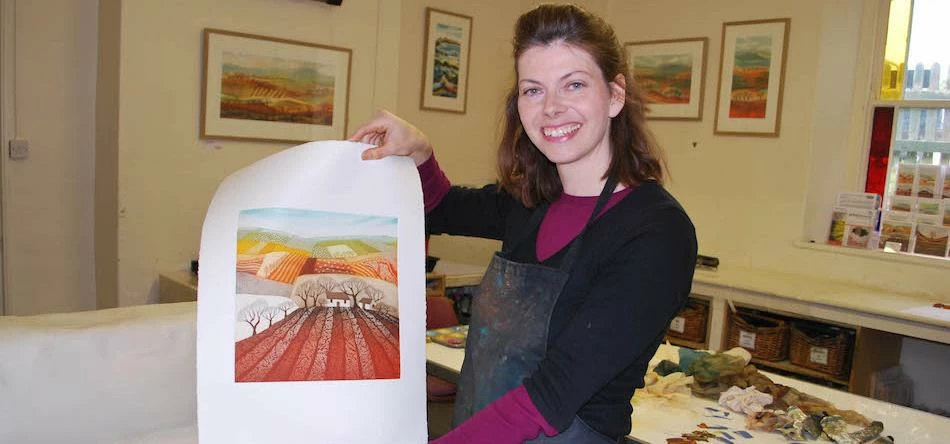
[420,8,473,114]
[714,18,790,137]
[200,29,352,143]
[625,38,708,120]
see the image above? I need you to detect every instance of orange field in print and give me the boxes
[235,305,399,382]
[728,34,773,119]
[728,69,769,118]
[219,52,336,126]
[234,208,400,382]
[633,54,694,105]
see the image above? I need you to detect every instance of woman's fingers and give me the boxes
[348,109,432,163]
[348,126,383,144]
[349,110,397,138]
[361,146,385,160]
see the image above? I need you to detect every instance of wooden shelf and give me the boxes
[664,296,711,350]
[713,302,903,397]
[749,357,850,388]
[666,336,707,351]
[425,273,446,298]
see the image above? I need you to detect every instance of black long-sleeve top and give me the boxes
[426,181,697,439]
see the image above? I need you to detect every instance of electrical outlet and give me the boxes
[9,138,29,159]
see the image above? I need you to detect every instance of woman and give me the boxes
[351,4,696,443]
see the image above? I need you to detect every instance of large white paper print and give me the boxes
[197,141,427,443]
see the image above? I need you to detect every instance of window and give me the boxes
[864,0,950,258]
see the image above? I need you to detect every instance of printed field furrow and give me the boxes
[307,308,336,380]
[262,307,321,381]
[341,310,360,379]
[235,310,306,377]
[236,310,309,381]
[288,308,329,380]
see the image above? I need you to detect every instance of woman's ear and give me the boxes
[608,73,626,118]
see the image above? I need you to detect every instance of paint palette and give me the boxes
[427,325,469,348]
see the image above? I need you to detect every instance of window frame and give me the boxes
[858,0,950,261]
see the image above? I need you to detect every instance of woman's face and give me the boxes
[516,41,624,184]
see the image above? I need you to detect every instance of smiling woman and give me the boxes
[514,42,624,194]
[348,4,697,443]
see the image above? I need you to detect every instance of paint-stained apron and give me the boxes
[452,177,621,444]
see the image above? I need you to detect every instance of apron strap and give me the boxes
[558,175,618,273]
[501,176,620,269]
[501,201,550,255]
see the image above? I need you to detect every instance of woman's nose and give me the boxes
[543,92,564,117]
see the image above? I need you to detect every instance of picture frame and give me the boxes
[714,18,790,137]
[625,37,708,120]
[201,29,352,143]
[420,8,473,114]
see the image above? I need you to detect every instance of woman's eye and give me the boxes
[522,87,541,96]
[567,81,585,90]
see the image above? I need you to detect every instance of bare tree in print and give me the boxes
[261,306,279,329]
[293,279,321,308]
[239,300,266,336]
[314,276,339,306]
[359,285,384,310]
[278,300,297,317]
[339,277,368,306]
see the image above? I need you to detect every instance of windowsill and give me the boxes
[794,240,950,270]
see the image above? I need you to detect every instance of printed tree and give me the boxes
[293,279,321,308]
[339,277,368,306]
[238,300,266,336]
[278,300,297,317]
[260,306,279,329]
[314,276,339,305]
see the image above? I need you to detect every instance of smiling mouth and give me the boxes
[542,124,580,138]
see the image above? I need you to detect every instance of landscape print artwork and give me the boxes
[421,8,472,113]
[220,52,336,126]
[714,19,789,136]
[233,208,400,383]
[626,38,707,120]
[728,35,772,119]
[201,29,351,143]
[914,224,950,257]
[431,23,462,98]
[636,53,694,104]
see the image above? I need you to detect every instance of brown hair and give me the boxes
[496,3,666,207]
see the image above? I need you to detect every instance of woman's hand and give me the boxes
[348,110,433,166]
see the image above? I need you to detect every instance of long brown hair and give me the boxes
[497,3,666,207]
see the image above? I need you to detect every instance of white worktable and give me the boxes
[432,260,487,288]
[691,265,950,348]
[425,342,950,443]
[425,261,950,345]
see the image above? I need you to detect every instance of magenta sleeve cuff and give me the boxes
[417,154,451,214]
[429,385,557,444]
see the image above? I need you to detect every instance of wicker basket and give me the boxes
[789,321,853,377]
[726,311,788,361]
[667,300,708,343]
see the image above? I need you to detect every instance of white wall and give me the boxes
[1,0,98,315]
[114,0,398,306]
[603,0,950,298]
[0,0,942,318]
[417,0,949,303]
[396,0,515,265]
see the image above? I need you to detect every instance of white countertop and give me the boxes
[432,260,487,288]
[425,342,950,443]
[693,266,947,326]
[427,261,950,343]
[691,265,950,344]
